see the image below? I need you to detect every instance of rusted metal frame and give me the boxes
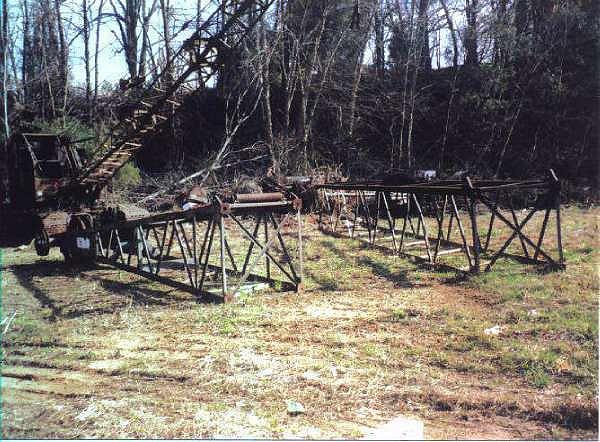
[373,191,382,245]
[433,195,448,263]
[466,196,481,273]
[415,211,422,238]
[154,220,171,275]
[228,213,284,298]
[349,191,361,239]
[379,191,399,253]
[192,217,198,287]
[127,230,134,266]
[198,219,217,293]
[173,221,195,288]
[483,192,498,252]
[316,180,548,194]
[533,208,551,261]
[328,191,342,233]
[399,193,411,252]
[106,230,114,258]
[113,229,126,264]
[95,232,105,257]
[263,215,271,280]
[241,214,264,275]
[445,203,455,241]
[219,215,228,298]
[164,222,176,258]
[269,213,300,285]
[317,189,327,228]
[508,197,531,258]
[229,213,296,285]
[296,207,303,290]
[350,191,360,238]
[176,220,195,260]
[332,192,341,233]
[356,190,369,241]
[450,195,473,268]
[411,193,433,263]
[341,192,350,234]
[483,206,540,270]
[195,218,212,287]
[555,202,564,266]
[359,190,375,243]
[466,194,481,273]
[150,226,161,248]
[223,233,240,274]
[549,169,565,266]
[139,225,155,275]
[324,191,334,227]
[465,178,483,273]
[477,189,560,269]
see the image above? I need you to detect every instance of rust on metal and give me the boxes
[316,171,565,273]
[235,192,284,203]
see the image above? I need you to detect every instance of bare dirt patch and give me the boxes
[1,206,597,439]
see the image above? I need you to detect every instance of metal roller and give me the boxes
[235,192,284,204]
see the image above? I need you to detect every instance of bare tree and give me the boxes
[440,0,459,67]
[93,0,105,118]
[1,0,9,138]
[464,0,478,65]
[106,0,158,81]
[54,0,69,117]
[159,0,173,85]
[82,0,92,120]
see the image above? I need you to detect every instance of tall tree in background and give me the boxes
[373,0,384,79]
[464,0,478,65]
[159,0,173,85]
[106,0,158,82]
[1,0,9,138]
[54,0,69,116]
[93,0,105,118]
[82,0,92,120]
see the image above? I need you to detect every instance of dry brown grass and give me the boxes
[1,206,597,439]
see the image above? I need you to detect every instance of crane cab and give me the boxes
[0,133,85,247]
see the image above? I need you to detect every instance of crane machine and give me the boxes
[1,0,277,258]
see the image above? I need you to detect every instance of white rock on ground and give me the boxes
[363,416,424,440]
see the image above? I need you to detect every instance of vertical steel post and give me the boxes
[264,214,271,280]
[297,206,303,292]
[465,177,481,273]
[549,169,564,267]
[136,226,143,270]
[219,214,227,298]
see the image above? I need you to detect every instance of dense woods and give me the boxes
[0,0,597,188]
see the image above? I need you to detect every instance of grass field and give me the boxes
[1,206,597,439]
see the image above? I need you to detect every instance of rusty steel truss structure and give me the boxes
[67,193,303,301]
[316,171,564,272]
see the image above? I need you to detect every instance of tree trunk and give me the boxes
[1,0,9,139]
[125,0,139,78]
[21,0,30,105]
[464,0,478,66]
[160,0,173,85]
[348,32,371,138]
[93,0,105,120]
[417,0,430,73]
[258,22,273,149]
[493,0,509,65]
[374,0,384,80]
[54,0,68,117]
[440,0,458,67]
[82,0,91,121]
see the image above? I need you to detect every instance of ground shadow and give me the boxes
[7,259,218,321]
[356,256,414,288]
